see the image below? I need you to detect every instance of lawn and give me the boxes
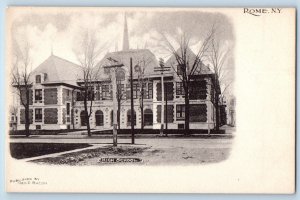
[92,129,226,135]
[10,143,92,159]
[30,140,232,166]
[32,145,150,165]
[9,129,85,136]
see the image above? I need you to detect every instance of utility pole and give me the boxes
[130,57,135,144]
[165,84,168,130]
[104,57,124,146]
[154,58,170,137]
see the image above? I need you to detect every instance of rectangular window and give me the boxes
[36,75,41,83]
[66,103,70,115]
[147,83,153,99]
[95,85,102,100]
[133,83,139,99]
[35,108,42,122]
[176,82,184,95]
[35,89,42,101]
[104,68,110,74]
[177,65,183,75]
[44,73,48,81]
[102,84,110,99]
[77,92,82,101]
[117,84,125,99]
[176,105,185,120]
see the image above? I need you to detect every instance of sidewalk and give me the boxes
[9,133,233,142]
[21,144,102,162]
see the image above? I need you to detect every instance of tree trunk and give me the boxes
[83,98,91,137]
[25,90,30,137]
[184,93,190,134]
[117,101,121,130]
[215,93,220,131]
[24,105,30,137]
[71,90,75,129]
[183,83,190,135]
[71,108,75,130]
[213,75,220,132]
[140,98,144,130]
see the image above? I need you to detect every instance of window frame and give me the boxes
[177,65,184,76]
[36,75,41,83]
[66,103,70,115]
[132,83,139,99]
[147,83,153,99]
[127,109,136,126]
[35,89,43,101]
[35,108,43,122]
[176,82,184,96]
[102,84,110,100]
[95,110,104,126]
[176,104,185,120]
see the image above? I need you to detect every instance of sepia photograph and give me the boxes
[5,7,294,193]
[8,8,235,166]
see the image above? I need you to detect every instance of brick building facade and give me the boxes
[15,16,222,131]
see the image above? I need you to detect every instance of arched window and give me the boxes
[80,111,87,126]
[127,109,136,126]
[144,109,153,126]
[95,110,104,126]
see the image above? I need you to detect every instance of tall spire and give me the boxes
[122,13,129,51]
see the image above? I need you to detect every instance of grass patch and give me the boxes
[32,146,150,165]
[9,129,85,136]
[93,129,226,135]
[10,143,92,159]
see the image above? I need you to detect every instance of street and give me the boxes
[10,136,233,165]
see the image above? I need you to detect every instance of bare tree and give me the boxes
[74,30,103,137]
[11,37,33,137]
[135,57,152,129]
[208,34,232,130]
[115,69,126,130]
[161,27,215,133]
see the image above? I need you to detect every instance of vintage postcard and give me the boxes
[5,7,295,193]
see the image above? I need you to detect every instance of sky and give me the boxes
[10,8,235,71]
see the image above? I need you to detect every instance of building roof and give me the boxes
[94,49,160,79]
[31,48,215,86]
[31,55,82,86]
[165,47,212,75]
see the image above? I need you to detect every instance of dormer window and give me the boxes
[134,65,141,72]
[104,68,110,74]
[177,65,184,75]
[36,75,41,83]
[44,73,48,81]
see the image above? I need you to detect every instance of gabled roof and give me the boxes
[94,49,159,79]
[31,55,82,86]
[165,47,212,75]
